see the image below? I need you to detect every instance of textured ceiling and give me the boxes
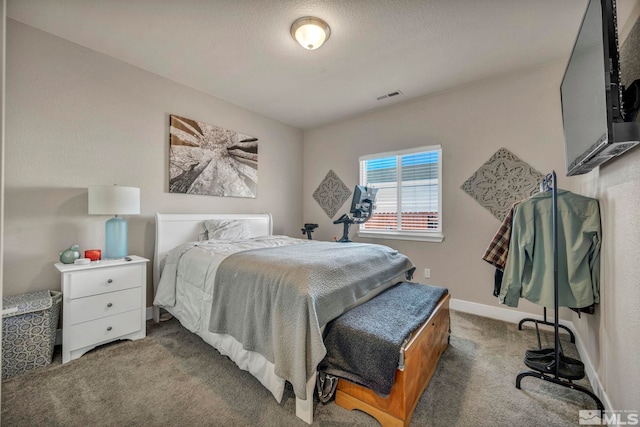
[8,0,638,129]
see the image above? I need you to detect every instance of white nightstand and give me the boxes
[55,256,149,364]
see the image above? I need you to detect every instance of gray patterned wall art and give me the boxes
[313,170,352,218]
[461,148,544,221]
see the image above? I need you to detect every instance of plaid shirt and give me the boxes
[482,204,517,270]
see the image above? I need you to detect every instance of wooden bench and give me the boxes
[335,292,450,427]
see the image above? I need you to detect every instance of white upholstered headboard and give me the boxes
[153,213,273,320]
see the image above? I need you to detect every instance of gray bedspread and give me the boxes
[207,241,415,400]
[319,282,448,397]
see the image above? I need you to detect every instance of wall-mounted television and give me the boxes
[561,0,640,176]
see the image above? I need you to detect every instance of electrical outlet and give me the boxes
[424,268,431,279]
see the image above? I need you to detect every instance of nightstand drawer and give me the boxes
[67,288,141,326]
[67,309,142,350]
[68,265,142,299]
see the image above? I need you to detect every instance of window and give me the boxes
[358,145,443,242]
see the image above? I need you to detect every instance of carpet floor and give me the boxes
[2,310,598,426]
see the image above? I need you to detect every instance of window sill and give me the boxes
[357,230,444,243]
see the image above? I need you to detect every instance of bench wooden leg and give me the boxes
[336,390,406,427]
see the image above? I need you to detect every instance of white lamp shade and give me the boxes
[291,17,331,50]
[88,186,140,215]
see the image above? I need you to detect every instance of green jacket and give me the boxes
[499,190,600,308]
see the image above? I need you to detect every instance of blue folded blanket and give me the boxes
[318,282,448,397]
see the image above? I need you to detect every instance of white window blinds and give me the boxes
[359,145,442,239]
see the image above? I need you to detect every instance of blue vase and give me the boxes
[105,217,128,259]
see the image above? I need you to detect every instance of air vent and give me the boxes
[376,90,403,101]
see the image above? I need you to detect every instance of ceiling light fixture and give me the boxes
[290,16,331,50]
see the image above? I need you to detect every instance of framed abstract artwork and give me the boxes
[169,115,258,198]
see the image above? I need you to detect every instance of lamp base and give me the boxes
[105,216,128,259]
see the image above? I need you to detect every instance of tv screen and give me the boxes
[561,0,609,173]
[560,0,640,176]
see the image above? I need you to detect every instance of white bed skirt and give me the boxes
[159,270,407,404]
[162,304,287,402]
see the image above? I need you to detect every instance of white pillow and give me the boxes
[202,219,252,240]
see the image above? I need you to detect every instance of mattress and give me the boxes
[154,235,409,402]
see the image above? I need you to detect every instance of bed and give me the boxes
[152,213,435,424]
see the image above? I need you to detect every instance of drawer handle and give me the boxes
[107,279,113,284]
[106,303,113,308]
[106,326,113,332]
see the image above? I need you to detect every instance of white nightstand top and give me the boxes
[55,255,149,272]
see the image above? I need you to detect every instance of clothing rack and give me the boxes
[517,308,575,344]
[517,174,575,344]
[515,171,604,411]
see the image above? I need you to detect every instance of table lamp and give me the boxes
[88,185,140,259]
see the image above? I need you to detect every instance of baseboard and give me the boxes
[450,298,611,411]
[146,306,153,320]
[449,298,574,332]
[570,330,614,412]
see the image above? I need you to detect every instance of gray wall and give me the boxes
[303,60,582,313]
[4,20,304,304]
[574,149,640,412]
[302,59,639,411]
